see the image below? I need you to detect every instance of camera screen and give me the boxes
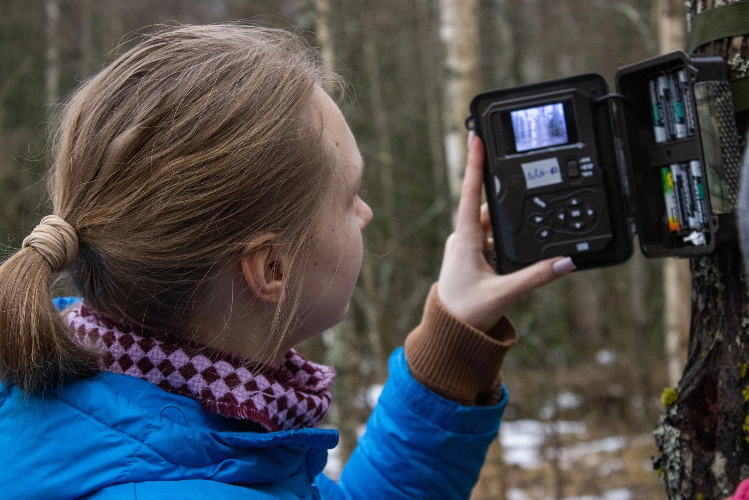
[510,103,569,152]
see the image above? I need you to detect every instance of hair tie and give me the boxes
[22,215,79,273]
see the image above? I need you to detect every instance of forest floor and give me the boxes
[495,355,669,499]
[500,421,664,499]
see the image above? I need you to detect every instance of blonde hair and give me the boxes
[0,25,338,393]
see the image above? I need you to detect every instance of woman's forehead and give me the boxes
[317,89,363,181]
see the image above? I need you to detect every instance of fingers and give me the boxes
[480,203,491,234]
[455,136,485,236]
[496,257,575,302]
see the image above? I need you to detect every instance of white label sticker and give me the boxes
[521,158,563,190]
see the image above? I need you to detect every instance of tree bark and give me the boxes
[313,0,335,73]
[357,7,396,384]
[414,0,451,222]
[45,0,60,106]
[628,246,655,429]
[664,258,692,387]
[654,1,749,498]
[439,0,480,223]
[78,0,95,79]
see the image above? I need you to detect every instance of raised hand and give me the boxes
[437,134,576,332]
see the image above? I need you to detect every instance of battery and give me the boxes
[678,162,702,229]
[671,163,693,230]
[668,73,688,139]
[649,78,668,143]
[677,69,696,137]
[689,160,708,229]
[661,167,682,232]
[657,74,675,141]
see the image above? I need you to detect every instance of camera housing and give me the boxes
[468,51,741,274]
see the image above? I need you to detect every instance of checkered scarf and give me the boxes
[67,305,335,432]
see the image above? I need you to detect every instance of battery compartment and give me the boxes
[615,51,732,258]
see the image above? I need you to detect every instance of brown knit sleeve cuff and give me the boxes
[403,283,518,406]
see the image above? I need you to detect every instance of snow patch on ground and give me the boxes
[507,487,632,500]
[501,419,586,469]
[366,384,383,408]
[554,436,627,467]
[596,349,616,365]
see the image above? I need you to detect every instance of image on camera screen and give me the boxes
[511,103,569,152]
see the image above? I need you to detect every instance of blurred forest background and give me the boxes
[0,0,689,498]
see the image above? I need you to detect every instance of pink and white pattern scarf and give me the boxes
[67,305,335,432]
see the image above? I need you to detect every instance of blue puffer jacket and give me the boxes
[0,303,507,499]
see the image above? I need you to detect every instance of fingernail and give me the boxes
[467,130,475,150]
[552,257,576,276]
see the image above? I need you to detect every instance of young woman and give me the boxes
[0,25,575,499]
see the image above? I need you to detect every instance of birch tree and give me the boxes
[654,0,693,389]
[439,0,480,220]
[654,1,749,497]
[436,1,508,498]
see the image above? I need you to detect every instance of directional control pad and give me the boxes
[518,189,604,258]
[550,192,601,235]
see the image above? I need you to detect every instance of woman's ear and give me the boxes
[240,236,286,303]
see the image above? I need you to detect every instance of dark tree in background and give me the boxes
[654,1,749,498]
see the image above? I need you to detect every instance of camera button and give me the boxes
[529,213,546,225]
[532,196,548,208]
[555,211,566,226]
[537,228,552,241]
[567,207,583,219]
[567,160,580,178]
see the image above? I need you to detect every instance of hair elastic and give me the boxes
[22,215,79,273]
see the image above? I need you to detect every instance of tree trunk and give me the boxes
[664,258,691,387]
[45,0,60,106]
[414,0,451,223]
[437,2,507,498]
[628,245,655,430]
[313,0,335,73]
[654,1,749,498]
[439,0,480,223]
[654,0,693,390]
[357,8,395,383]
[78,0,95,78]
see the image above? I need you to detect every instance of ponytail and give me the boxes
[0,217,97,393]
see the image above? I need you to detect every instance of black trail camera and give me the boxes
[467,51,742,274]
